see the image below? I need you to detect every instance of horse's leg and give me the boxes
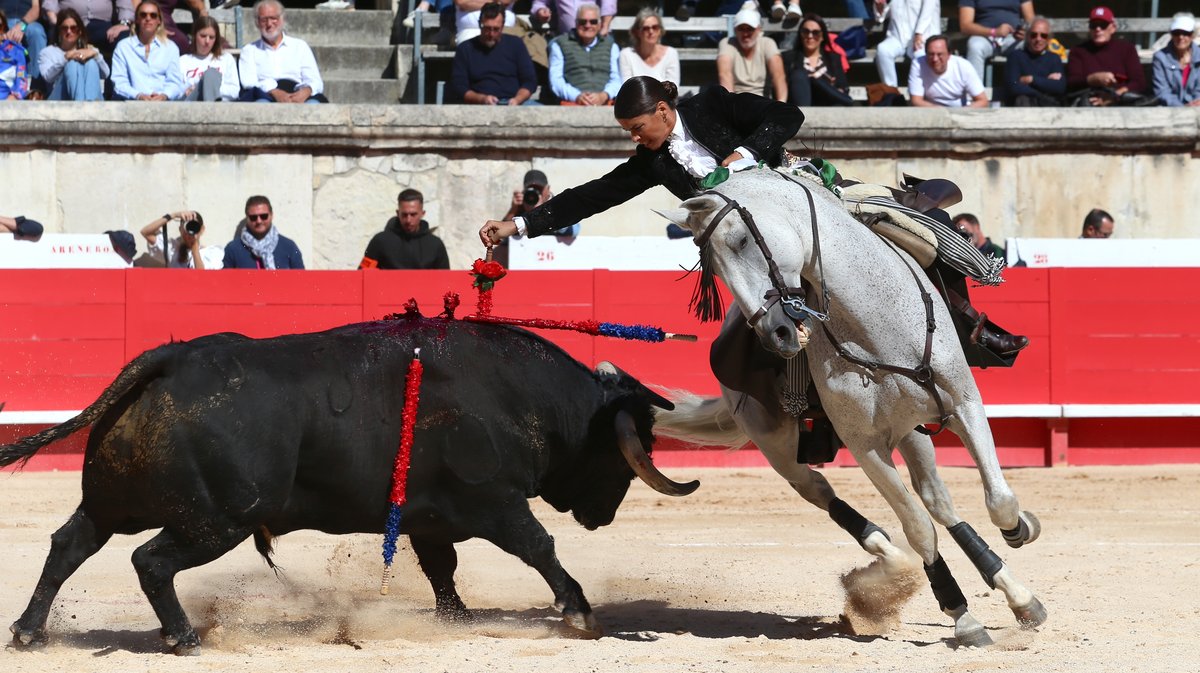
[847,441,993,647]
[897,431,1048,631]
[729,389,905,564]
[947,403,1041,548]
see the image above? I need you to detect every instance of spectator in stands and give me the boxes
[618,7,679,85]
[0,214,44,240]
[180,16,238,101]
[139,210,224,269]
[1080,208,1114,238]
[1,0,47,93]
[39,8,109,99]
[153,0,203,54]
[958,0,1035,81]
[532,0,614,37]
[788,13,853,107]
[717,2,787,102]
[453,0,514,44]
[675,0,801,27]
[503,169,580,237]
[239,0,326,103]
[451,2,536,105]
[548,3,619,105]
[873,0,940,88]
[1003,15,1064,106]
[359,189,450,270]
[43,0,133,55]
[110,0,185,100]
[1067,6,1148,106]
[224,195,305,269]
[954,212,1004,258]
[0,9,29,98]
[1152,12,1200,107]
[909,34,988,107]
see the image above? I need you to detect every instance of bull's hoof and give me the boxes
[9,623,49,649]
[1003,511,1042,549]
[1013,596,1048,629]
[172,640,202,656]
[160,627,201,654]
[435,605,475,623]
[562,610,603,639]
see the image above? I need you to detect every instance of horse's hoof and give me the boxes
[955,625,994,648]
[562,610,603,639]
[1014,596,1048,629]
[1003,511,1041,549]
[9,623,48,649]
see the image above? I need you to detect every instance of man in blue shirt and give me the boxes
[1003,16,1064,106]
[958,0,1036,80]
[223,195,305,270]
[451,2,536,105]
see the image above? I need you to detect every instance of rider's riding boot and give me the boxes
[946,288,1029,356]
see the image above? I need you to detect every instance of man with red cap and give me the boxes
[1067,6,1148,105]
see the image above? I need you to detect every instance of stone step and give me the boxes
[227,8,395,47]
[311,45,397,77]
[324,77,403,104]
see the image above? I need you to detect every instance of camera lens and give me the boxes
[184,220,202,235]
[522,186,541,207]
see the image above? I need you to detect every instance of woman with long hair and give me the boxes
[110,0,185,101]
[37,8,109,100]
[618,8,680,85]
[180,16,239,101]
[788,14,854,107]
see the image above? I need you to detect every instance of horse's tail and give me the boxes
[0,343,182,469]
[654,390,749,449]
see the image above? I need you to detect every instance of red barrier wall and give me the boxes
[3,267,1198,470]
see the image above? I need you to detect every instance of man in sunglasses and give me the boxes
[548,2,619,105]
[1003,15,1064,106]
[1067,5,1147,106]
[223,195,305,270]
[531,0,614,37]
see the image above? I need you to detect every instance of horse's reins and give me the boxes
[695,178,949,436]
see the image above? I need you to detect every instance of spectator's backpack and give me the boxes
[833,26,867,63]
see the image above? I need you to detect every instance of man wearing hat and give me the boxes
[503,169,580,237]
[716,1,787,102]
[0,214,43,240]
[1067,6,1148,106]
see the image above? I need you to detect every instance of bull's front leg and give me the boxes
[410,535,471,621]
[482,504,601,638]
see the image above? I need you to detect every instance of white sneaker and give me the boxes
[770,1,785,22]
[316,0,353,9]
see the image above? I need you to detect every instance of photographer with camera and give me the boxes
[139,210,224,269]
[503,170,580,237]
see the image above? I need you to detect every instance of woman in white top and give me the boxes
[180,16,240,101]
[140,210,225,269]
[618,7,680,85]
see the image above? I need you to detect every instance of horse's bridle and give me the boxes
[694,191,827,328]
[693,178,950,435]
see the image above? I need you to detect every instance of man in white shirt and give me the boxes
[873,0,941,87]
[238,0,326,103]
[909,35,989,107]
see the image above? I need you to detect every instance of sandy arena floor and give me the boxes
[1,463,1197,672]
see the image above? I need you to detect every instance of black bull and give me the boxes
[0,317,698,654]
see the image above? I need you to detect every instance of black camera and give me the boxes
[522,186,541,207]
[183,219,202,236]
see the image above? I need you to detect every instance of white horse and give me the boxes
[654,168,1045,647]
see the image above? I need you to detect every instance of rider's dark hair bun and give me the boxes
[614,76,678,119]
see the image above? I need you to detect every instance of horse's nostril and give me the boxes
[774,324,793,344]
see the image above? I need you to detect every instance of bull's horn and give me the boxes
[615,410,699,497]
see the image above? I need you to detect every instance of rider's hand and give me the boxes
[480,219,519,247]
[720,151,744,167]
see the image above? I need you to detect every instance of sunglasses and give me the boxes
[640,24,661,32]
[799,28,822,37]
[1088,21,1110,30]
[137,11,159,18]
[576,18,600,25]
[1029,31,1049,39]
[247,213,270,222]
[61,24,80,32]
[1172,30,1194,37]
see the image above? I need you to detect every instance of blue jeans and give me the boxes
[47,59,104,101]
[21,20,48,80]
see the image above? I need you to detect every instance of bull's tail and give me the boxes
[0,344,180,469]
[654,390,749,449]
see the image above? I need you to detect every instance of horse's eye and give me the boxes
[737,236,749,250]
